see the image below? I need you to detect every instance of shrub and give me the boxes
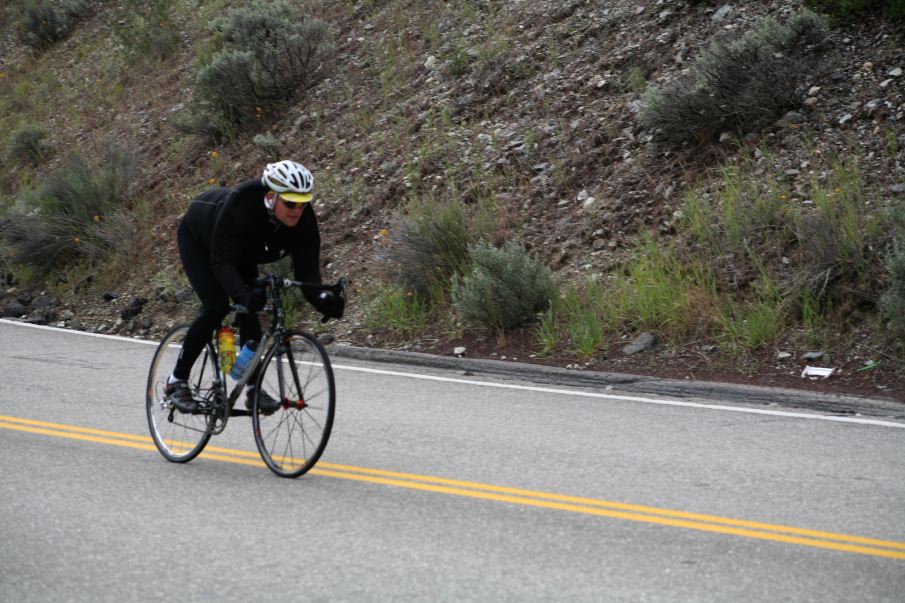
[193,0,335,135]
[0,143,138,269]
[806,0,905,21]
[253,132,281,158]
[7,123,51,166]
[21,0,89,52]
[452,242,555,334]
[789,159,882,308]
[378,199,476,298]
[640,9,829,144]
[112,0,181,64]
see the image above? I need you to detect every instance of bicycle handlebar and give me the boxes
[232,275,347,322]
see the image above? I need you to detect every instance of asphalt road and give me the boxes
[1,320,904,602]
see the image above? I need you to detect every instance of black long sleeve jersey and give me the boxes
[181,178,322,303]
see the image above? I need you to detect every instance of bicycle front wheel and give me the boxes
[146,325,216,463]
[252,331,335,478]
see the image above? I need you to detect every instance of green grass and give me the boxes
[364,287,433,334]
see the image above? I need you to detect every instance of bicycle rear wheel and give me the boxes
[252,331,335,478]
[146,325,217,462]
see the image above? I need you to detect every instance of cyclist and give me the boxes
[165,160,344,413]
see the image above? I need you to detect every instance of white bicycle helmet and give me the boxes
[262,160,314,205]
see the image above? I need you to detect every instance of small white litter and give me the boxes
[801,366,835,379]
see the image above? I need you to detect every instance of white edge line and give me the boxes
[4,319,903,429]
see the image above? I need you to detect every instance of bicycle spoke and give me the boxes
[253,331,334,477]
[146,325,215,463]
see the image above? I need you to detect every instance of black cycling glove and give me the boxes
[313,287,345,320]
[242,287,267,312]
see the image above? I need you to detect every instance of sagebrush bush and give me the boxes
[789,160,882,308]
[452,242,555,333]
[194,0,334,135]
[21,0,89,51]
[7,123,51,166]
[112,0,181,64]
[378,199,475,298]
[806,0,905,21]
[640,9,829,144]
[253,132,281,157]
[0,143,138,269]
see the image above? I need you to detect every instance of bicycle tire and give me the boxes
[252,330,335,478]
[146,324,216,463]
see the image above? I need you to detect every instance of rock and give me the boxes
[424,55,437,70]
[776,112,804,128]
[889,67,903,77]
[802,351,825,361]
[623,332,657,355]
[2,301,27,317]
[102,292,117,301]
[120,297,148,320]
[890,184,905,195]
[453,346,466,357]
[140,317,153,329]
[16,291,33,306]
[318,333,335,345]
[838,113,853,126]
[24,312,49,325]
[711,5,733,22]
[777,352,792,359]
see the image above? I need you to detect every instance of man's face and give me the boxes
[272,194,306,227]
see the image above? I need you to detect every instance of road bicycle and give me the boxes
[146,274,344,478]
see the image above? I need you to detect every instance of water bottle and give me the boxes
[218,326,236,374]
[229,340,258,380]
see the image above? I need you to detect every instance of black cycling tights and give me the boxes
[173,219,262,381]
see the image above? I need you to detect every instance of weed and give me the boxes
[535,307,559,355]
[718,276,785,353]
[0,142,139,269]
[606,239,718,339]
[364,287,433,334]
[790,158,880,305]
[557,277,611,359]
[881,238,905,334]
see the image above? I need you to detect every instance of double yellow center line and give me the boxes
[2,413,904,561]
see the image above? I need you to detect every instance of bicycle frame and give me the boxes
[205,273,342,435]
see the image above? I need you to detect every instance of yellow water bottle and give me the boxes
[218,326,236,374]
